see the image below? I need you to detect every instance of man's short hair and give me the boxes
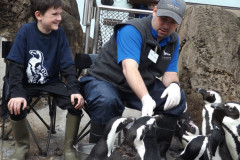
[30,0,63,20]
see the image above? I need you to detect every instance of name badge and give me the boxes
[148,49,159,63]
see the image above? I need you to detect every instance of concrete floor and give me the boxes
[0,106,179,160]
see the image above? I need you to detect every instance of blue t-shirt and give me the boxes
[7,22,74,84]
[116,24,179,72]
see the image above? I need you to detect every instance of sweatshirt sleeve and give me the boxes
[8,61,27,99]
[61,64,80,95]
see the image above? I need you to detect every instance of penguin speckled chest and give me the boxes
[197,88,222,136]
[108,116,156,160]
[86,116,135,160]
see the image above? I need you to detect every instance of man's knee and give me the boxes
[155,89,186,116]
[88,94,124,125]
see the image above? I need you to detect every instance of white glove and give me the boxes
[161,82,181,111]
[141,95,156,116]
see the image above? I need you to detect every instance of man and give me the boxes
[7,0,84,159]
[80,0,186,159]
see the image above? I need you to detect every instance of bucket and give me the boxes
[76,143,118,159]
[76,143,95,159]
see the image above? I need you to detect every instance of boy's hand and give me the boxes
[8,97,27,115]
[71,94,84,110]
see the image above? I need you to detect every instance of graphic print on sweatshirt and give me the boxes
[26,50,48,84]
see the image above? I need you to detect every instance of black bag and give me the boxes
[101,0,114,5]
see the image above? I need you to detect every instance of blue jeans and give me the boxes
[80,75,186,125]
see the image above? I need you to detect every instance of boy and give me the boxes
[6,0,84,159]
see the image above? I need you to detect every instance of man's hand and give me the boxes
[8,97,27,115]
[141,95,156,116]
[161,82,181,111]
[71,94,84,110]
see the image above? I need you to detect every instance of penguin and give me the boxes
[143,115,163,160]
[171,118,200,159]
[214,102,240,160]
[86,116,135,160]
[175,103,233,160]
[176,135,209,160]
[175,119,200,148]
[197,88,222,136]
[207,103,233,160]
[108,116,157,160]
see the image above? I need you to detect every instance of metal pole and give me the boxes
[83,0,94,54]
[92,6,100,54]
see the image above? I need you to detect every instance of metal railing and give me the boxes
[82,0,96,54]
[93,5,152,54]
[82,0,153,54]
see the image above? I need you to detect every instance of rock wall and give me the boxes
[178,5,240,127]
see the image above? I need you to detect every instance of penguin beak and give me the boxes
[211,103,225,110]
[152,121,158,129]
[125,117,136,124]
[153,114,164,124]
[196,88,207,95]
[125,121,135,130]
[144,124,152,134]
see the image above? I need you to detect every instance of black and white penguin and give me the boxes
[207,103,233,160]
[86,116,135,160]
[108,116,157,160]
[144,115,163,160]
[175,102,234,160]
[175,119,200,148]
[214,102,240,160]
[197,88,222,136]
[176,135,209,160]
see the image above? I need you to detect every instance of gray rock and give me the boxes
[178,5,240,127]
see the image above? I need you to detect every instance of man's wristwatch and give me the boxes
[171,81,181,87]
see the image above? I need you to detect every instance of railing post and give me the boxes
[83,0,95,54]
[92,6,100,54]
[0,37,7,96]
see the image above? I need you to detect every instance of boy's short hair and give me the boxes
[30,0,63,20]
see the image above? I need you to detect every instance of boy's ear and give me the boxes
[35,11,41,20]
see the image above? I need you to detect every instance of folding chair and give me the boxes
[0,40,57,156]
[0,41,12,140]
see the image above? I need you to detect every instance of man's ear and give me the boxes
[152,5,157,16]
[35,11,41,20]
[182,17,185,22]
[153,5,157,11]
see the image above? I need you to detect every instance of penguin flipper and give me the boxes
[209,128,224,156]
[178,136,207,160]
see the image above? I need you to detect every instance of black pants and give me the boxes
[10,82,82,121]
